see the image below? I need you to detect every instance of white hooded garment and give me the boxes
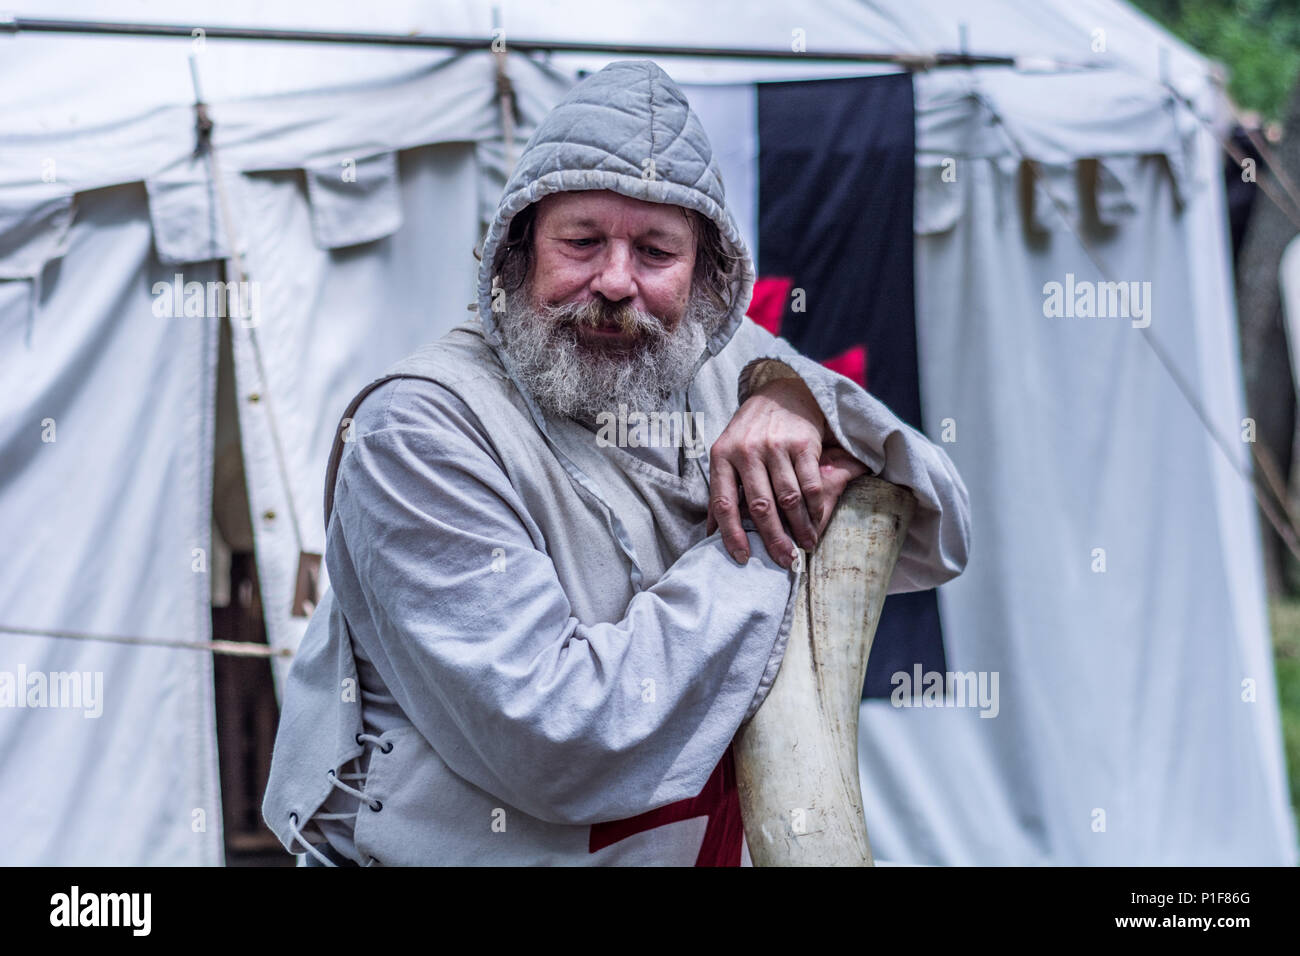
[261,59,971,866]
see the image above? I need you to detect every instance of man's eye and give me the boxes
[642,246,670,259]
[567,238,597,248]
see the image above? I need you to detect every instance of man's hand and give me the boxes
[706,376,870,568]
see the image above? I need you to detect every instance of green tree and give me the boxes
[1131,0,1300,121]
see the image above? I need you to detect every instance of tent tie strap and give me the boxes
[0,623,292,658]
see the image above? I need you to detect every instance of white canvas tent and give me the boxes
[0,0,1293,865]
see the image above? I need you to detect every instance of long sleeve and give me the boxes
[326,378,800,828]
[734,321,972,594]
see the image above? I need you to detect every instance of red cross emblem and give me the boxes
[748,276,868,387]
[588,742,745,866]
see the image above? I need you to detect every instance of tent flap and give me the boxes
[1029,161,1079,235]
[1094,155,1141,226]
[913,160,965,236]
[145,160,236,264]
[0,192,75,280]
[304,150,403,249]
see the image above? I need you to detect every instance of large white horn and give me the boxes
[735,475,916,866]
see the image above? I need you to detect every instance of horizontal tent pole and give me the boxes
[0,15,1016,68]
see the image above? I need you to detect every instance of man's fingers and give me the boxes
[768,448,818,552]
[814,447,871,535]
[791,443,825,545]
[821,446,870,484]
[708,452,749,564]
[737,456,796,569]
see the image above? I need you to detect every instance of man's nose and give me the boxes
[588,242,637,303]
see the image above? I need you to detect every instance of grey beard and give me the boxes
[494,284,726,425]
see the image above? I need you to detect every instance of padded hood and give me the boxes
[475,59,756,371]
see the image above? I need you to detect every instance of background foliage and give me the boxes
[1131,0,1300,121]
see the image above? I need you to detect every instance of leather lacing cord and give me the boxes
[287,727,394,866]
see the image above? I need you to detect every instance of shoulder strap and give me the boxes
[322,372,443,531]
[323,322,495,531]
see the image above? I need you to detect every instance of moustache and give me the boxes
[540,296,668,340]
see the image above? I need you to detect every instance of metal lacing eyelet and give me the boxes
[369,800,383,812]
[382,742,394,754]
[355,732,364,746]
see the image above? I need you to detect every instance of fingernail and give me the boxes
[730,549,749,565]
[801,534,817,550]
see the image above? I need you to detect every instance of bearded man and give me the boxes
[263,60,971,866]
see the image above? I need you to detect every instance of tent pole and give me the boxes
[0,15,1016,68]
[492,6,517,176]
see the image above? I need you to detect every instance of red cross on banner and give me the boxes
[747,276,869,388]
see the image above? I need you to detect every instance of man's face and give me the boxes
[529,190,698,349]
[495,190,728,423]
